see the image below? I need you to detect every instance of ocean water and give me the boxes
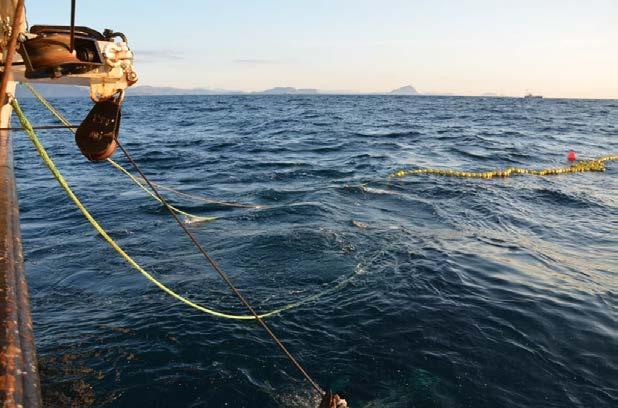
[12,95,618,407]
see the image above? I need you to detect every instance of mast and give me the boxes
[0,0,42,406]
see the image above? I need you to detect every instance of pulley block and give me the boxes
[75,92,123,161]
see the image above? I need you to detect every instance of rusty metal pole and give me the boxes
[0,0,24,106]
[0,1,43,407]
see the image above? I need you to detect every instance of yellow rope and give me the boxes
[391,155,618,179]
[118,174,262,209]
[22,82,72,126]
[105,157,216,223]
[21,82,258,210]
[20,82,217,223]
[11,97,329,320]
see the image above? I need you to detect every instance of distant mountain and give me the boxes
[14,84,320,97]
[128,85,322,95]
[127,85,244,96]
[14,84,244,98]
[15,83,88,98]
[129,85,320,95]
[390,85,418,95]
[14,83,433,97]
[256,87,318,95]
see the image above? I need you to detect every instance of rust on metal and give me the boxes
[0,0,25,106]
[0,0,42,405]
[19,33,102,79]
[0,130,42,407]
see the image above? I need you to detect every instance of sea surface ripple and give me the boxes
[13,95,618,407]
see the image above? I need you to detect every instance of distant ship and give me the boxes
[524,93,543,99]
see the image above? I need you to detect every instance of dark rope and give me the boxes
[69,0,76,52]
[115,139,325,395]
[0,124,78,131]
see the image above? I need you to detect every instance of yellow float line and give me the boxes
[391,155,617,179]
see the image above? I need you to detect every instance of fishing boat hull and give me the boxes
[0,1,42,406]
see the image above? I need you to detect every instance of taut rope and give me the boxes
[10,97,356,320]
[21,82,259,209]
[12,97,327,396]
[115,137,325,394]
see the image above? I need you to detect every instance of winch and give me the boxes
[17,24,137,101]
[12,23,137,161]
[20,25,106,78]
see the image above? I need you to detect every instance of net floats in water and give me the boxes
[391,155,617,180]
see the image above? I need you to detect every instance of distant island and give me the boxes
[15,83,495,98]
[14,84,244,98]
[257,87,319,95]
[390,85,418,95]
[118,85,244,96]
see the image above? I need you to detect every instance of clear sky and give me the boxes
[26,0,618,98]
